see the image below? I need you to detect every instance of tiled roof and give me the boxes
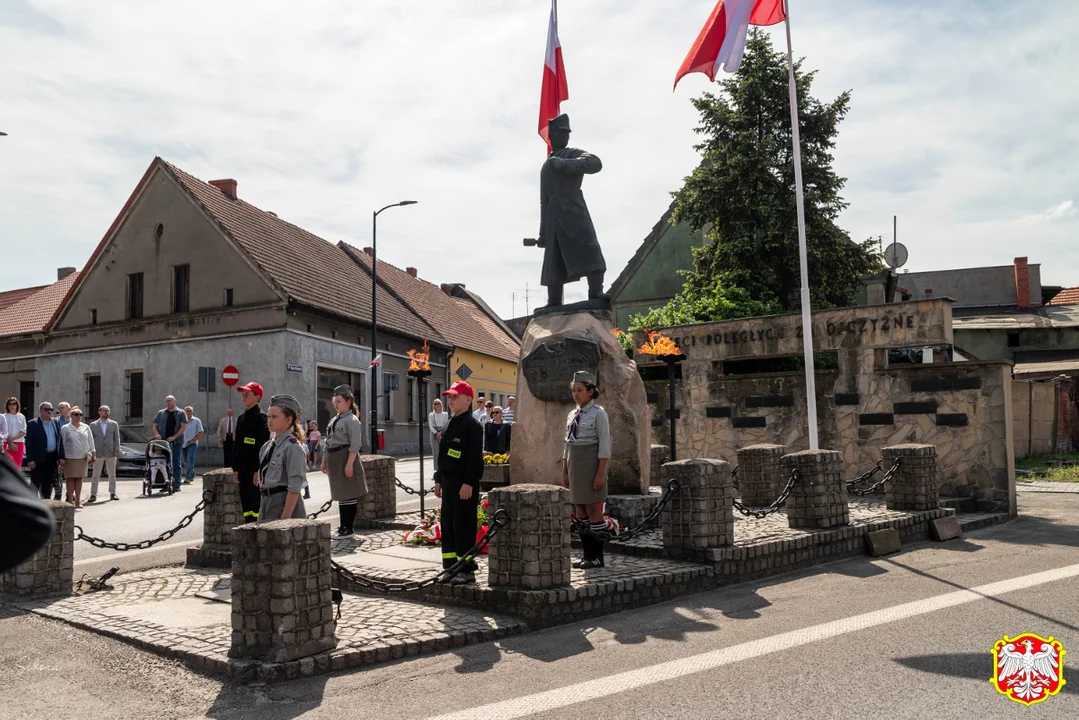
[0,284,47,313]
[0,272,80,338]
[1048,287,1079,306]
[339,244,520,363]
[161,161,446,346]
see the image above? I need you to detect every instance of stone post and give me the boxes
[486,484,571,589]
[1,500,73,597]
[882,444,940,511]
[187,469,241,568]
[782,450,850,529]
[650,444,671,486]
[229,519,336,663]
[356,455,396,526]
[661,459,735,550]
[736,444,786,507]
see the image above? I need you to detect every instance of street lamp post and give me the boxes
[370,200,418,452]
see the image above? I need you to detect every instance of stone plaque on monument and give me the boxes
[521,337,601,403]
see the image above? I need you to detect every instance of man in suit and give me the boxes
[88,404,121,503]
[218,407,236,467]
[25,401,65,499]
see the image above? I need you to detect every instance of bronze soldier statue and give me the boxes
[536,114,607,308]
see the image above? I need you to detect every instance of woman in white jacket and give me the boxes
[60,407,95,508]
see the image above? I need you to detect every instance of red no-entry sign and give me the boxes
[221,366,240,387]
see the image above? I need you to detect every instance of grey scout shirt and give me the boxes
[324,412,363,452]
[563,401,611,460]
[258,435,307,494]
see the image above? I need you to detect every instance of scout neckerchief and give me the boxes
[566,406,584,442]
[258,438,278,487]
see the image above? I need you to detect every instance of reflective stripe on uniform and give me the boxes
[447,448,462,459]
[441,552,456,560]
[243,510,259,518]
[244,437,256,445]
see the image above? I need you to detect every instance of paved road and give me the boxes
[71,458,435,577]
[7,492,1079,719]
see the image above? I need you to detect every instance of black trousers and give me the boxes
[222,438,235,466]
[30,452,59,499]
[440,480,480,569]
[237,469,261,522]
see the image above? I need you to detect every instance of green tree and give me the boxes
[667,28,880,317]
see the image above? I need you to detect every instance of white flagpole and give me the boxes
[783,1,819,450]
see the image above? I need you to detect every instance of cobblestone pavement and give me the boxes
[1016,480,1079,493]
[10,564,525,681]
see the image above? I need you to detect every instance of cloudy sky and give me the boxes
[2,0,1077,318]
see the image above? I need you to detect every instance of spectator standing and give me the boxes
[232,382,269,523]
[25,402,64,498]
[0,410,6,452]
[88,405,121,502]
[52,401,72,499]
[181,406,205,484]
[484,406,512,455]
[471,396,487,423]
[502,396,516,424]
[3,398,28,467]
[218,408,237,466]
[307,421,321,471]
[152,396,187,493]
[61,407,95,508]
[428,398,449,471]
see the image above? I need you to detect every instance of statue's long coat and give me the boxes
[539,147,606,286]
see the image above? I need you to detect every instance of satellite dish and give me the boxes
[885,241,908,269]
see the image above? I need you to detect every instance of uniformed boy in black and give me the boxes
[231,381,270,523]
[433,380,484,584]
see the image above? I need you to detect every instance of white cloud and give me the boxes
[1022,200,1076,224]
[1,0,1077,317]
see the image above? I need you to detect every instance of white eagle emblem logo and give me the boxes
[991,633,1066,706]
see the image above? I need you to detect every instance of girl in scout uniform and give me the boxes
[320,384,366,537]
[562,370,611,569]
[258,395,308,521]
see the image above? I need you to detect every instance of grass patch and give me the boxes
[1016,452,1079,483]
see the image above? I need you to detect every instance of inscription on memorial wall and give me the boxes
[521,338,601,403]
[676,314,916,350]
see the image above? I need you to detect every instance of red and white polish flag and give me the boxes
[673,0,787,90]
[538,0,569,153]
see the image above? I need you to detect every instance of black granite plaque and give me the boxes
[706,406,733,418]
[935,413,969,427]
[745,395,795,408]
[835,393,860,406]
[651,417,664,427]
[732,416,767,428]
[646,392,660,404]
[859,413,894,425]
[521,337,602,402]
[664,408,681,420]
[911,377,982,392]
[894,401,938,414]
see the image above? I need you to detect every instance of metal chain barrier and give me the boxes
[395,478,432,496]
[846,460,882,490]
[732,467,799,519]
[849,458,901,497]
[330,508,510,593]
[572,478,682,542]
[308,499,334,519]
[73,490,213,551]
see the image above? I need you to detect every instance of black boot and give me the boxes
[338,503,356,536]
[580,523,606,568]
[586,271,608,301]
[543,283,564,308]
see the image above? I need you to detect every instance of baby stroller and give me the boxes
[142,439,174,496]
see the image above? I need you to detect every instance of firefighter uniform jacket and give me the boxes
[231,404,269,476]
[433,412,484,489]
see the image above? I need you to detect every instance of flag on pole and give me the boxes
[369,354,383,368]
[673,0,786,89]
[538,0,569,153]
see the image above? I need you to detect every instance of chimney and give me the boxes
[406,267,418,277]
[57,267,76,281]
[1014,257,1031,308]
[208,178,238,199]
[363,247,374,257]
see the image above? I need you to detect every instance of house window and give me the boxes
[407,377,417,423]
[382,371,399,422]
[223,288,234,307]
[307,324,314,333]
[125,370,144,423]
[173,264,190,313]
[89,308,97,325]
[331,330,338,339]
[127,273,144,319]
[19,381,34,418]
[84,374,101,418]
[1007,332,1020,348]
